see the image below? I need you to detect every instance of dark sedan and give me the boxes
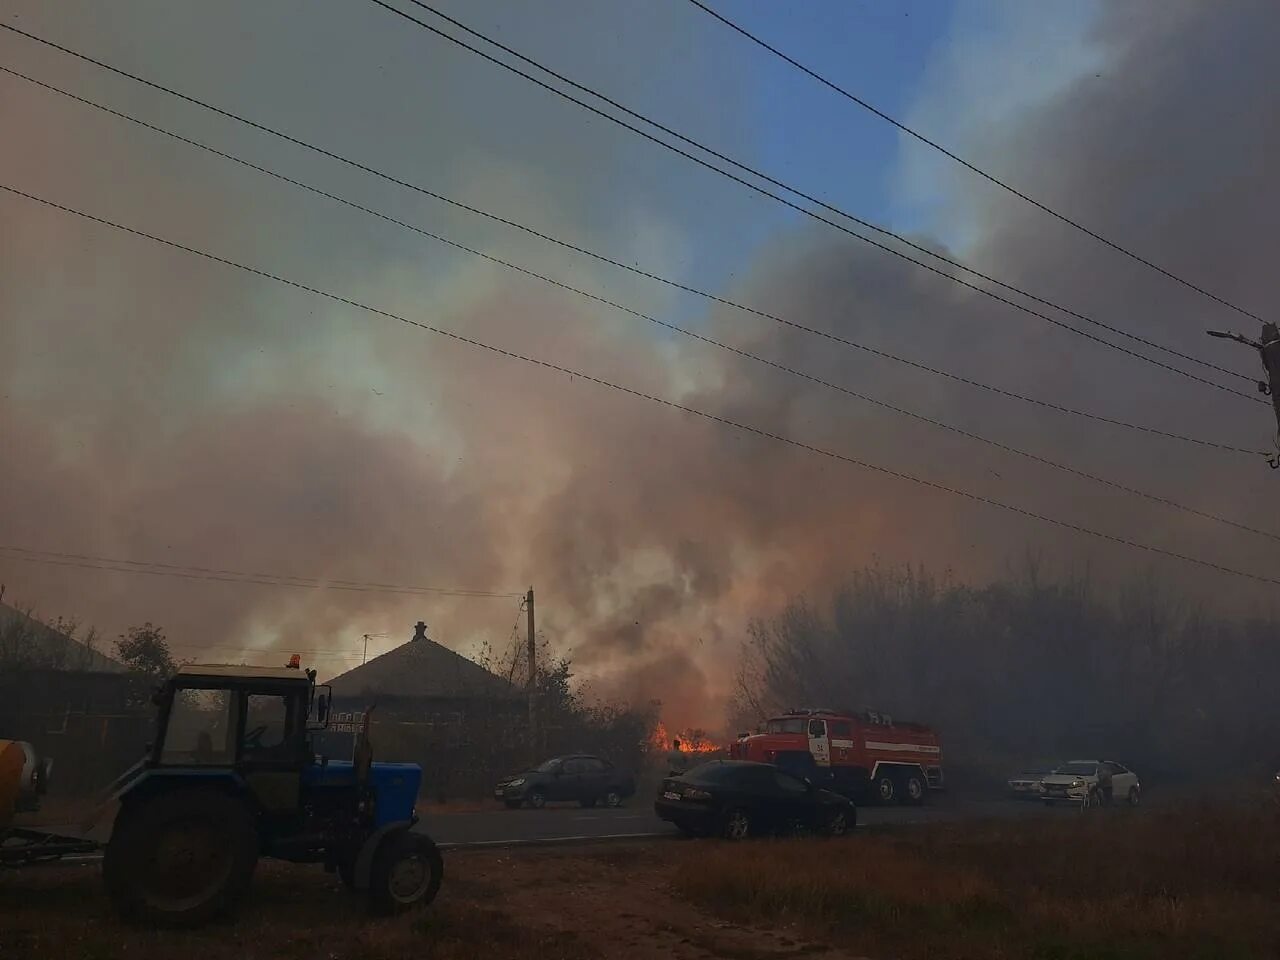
[494,754,636,809]
[654,759,856,840]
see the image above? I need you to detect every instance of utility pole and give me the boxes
[1207,322,1280,467]
[525,587,537,762]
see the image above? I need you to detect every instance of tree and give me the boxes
[115,623,176,681]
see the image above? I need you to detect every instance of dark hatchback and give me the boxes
[655,760,856,840]
[494,754,636,809]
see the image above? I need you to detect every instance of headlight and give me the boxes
[508,778,525,787]
[1070,780,1084,788]
[682,786,712,800]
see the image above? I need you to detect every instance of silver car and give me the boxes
[1039,760,1141,808]
[1007,769,1049,799]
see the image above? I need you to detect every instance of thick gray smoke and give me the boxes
[1,0,1276,728]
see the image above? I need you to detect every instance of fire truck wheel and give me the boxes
[721,808,751,841]
[903,773,926,806]
[874,774,896,805]
[528,790,547,809]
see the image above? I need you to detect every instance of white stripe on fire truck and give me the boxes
[863,741,941,754]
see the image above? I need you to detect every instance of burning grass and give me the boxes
[649,719,722,756]
[674,800,1280,959]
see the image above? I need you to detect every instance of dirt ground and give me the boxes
[0,842,862,960]
[7,801,1276,960]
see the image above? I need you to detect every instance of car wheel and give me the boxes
[603,790,623,808]
[579,797,598,809]
[1127,786,1140,807]
[528,790,546,809]
[503,800,522,810]
[875,774,896,805]
[721,808,750,841]
[903,773,926,806]
[823,807,853,837]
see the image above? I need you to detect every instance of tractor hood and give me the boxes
[304,760,422,828]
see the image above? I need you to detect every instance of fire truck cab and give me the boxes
[729,708,943,805]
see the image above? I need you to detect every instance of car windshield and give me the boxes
[765,718,806,734]
[1055,762,1097,777]
[534,758,563,773]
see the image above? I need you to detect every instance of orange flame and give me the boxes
[649,719,719,754]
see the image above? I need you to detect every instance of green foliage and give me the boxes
[114,622,176,681]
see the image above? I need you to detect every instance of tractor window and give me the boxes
[242,694,294,761]
[162,688,235,765]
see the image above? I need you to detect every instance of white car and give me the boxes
[1039,760,1140,808]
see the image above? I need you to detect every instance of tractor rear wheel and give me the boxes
[368,831,444,915]
[104,788,257,927]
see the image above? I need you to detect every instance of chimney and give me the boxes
[413,621,428,643]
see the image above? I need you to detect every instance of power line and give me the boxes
[0,544,521,599]
[4,181,1276,590]
[8,69,1269,541]
[0,62,1259,460]
[684,0,1267,328]
[166,644,366,659]
[364,1,1261,399]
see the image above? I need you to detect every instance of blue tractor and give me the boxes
[102,661,442,926]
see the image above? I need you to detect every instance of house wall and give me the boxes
[320,694,526,799]
[0,669,152,795]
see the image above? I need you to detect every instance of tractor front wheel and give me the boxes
[103,788,258,927]
[368,831,444,915]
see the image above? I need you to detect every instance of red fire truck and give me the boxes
[728,708,943,805]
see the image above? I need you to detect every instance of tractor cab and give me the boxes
[146,662,326,816]
[104,658,441,927]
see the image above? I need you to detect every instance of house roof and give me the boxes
[325,637,515,701]
[0,602,128,673]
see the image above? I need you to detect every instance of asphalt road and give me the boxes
[31,793,1108,860]
[422,796,1059,847]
